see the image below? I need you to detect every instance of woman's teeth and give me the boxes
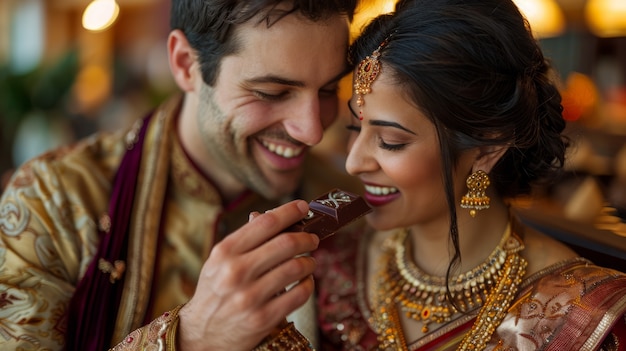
[365,185,398,196]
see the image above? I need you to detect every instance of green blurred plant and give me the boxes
[0,49,78,172]
[0,48,78,123]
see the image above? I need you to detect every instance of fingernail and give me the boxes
[296,200,309,214]
[310,233,320,245]
[249,211,260,222]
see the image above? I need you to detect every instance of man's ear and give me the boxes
[168,29,198,92]
[472,144,509,174]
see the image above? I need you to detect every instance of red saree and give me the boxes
[314,228,626,351]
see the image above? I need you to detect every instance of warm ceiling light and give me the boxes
[82,0,119,32]
[350,0,397,41]
[513,0,566,38]
[585,0,626,38]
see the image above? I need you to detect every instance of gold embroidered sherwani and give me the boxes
[0,94,358,350]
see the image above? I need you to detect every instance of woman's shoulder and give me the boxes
[520,226,581,276]
[519,229,626,297]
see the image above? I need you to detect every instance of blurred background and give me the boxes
[0,0,625,263]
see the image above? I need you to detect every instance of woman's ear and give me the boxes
[168,29,198,92]
[472,144,509,173]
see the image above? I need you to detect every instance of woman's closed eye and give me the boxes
[346,124,408,151]
[379,139,406,151]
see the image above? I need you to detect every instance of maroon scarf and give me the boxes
[66,114,152,350]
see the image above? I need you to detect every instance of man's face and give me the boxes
[194,13,350,200]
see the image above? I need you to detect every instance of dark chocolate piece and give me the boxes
[287,188,372,240]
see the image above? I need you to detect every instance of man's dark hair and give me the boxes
[170,0,358,85]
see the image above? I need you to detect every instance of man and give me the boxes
[0,0,358,349]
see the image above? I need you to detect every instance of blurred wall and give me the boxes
[1,0,626,204]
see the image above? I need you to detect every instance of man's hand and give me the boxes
[177,200,318,350]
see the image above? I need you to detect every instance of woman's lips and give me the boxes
[363,184,400,207]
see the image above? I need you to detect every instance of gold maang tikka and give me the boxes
[354,50,381,108]
[354,34,393,119]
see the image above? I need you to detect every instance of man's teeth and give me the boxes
[365,185,398,196]
[262,141,303,159]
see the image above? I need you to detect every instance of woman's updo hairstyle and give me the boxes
[349,0,568,199]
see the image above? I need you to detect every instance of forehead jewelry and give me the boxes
[354,49,381,108]
[354,34,393,120]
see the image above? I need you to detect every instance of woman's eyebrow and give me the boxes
[347,100,416,135]
[370,120,416,135]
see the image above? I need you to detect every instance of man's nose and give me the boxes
[283,97,325,146]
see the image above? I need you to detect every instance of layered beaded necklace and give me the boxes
[370,224,527,351]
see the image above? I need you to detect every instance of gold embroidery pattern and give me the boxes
[110,304,183,351]
[125,119,143,150]
[0,197,29,236]
[507,262,624,350]
[253,322,314,351]
[98,213,111,233]
[98,258,126,284]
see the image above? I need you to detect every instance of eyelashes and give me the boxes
[380,141,406,151]
[345,124,407,151]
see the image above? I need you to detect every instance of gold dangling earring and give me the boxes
[460,170,490,217]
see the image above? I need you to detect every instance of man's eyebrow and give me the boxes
[246,75,305,87]
[246,68,350,88]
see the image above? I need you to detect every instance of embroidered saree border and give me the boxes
[582,293,626,351]
[547,271,626,351]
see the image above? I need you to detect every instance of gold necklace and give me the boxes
[370,224,527,351]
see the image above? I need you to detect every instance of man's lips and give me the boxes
[261,140,304,159]
[257,139,307,170]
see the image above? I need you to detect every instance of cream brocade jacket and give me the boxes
[0,95,357,350]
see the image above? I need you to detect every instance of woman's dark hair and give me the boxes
[170,0,358,85]
[349,0,568,304]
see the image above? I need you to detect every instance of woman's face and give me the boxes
[345,70,473,231]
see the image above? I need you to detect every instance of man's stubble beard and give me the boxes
[197,84,283,199]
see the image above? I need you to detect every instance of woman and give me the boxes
[310,0,626,350]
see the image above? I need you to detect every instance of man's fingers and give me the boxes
[247,275,315,331]
[252,255,317,301]
[220,200,309,254]
[204,232,318,292]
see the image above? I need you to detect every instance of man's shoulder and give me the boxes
[4,129,128,197]
[35,130,125,172]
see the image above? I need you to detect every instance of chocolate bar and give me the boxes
[286,188,372,240]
